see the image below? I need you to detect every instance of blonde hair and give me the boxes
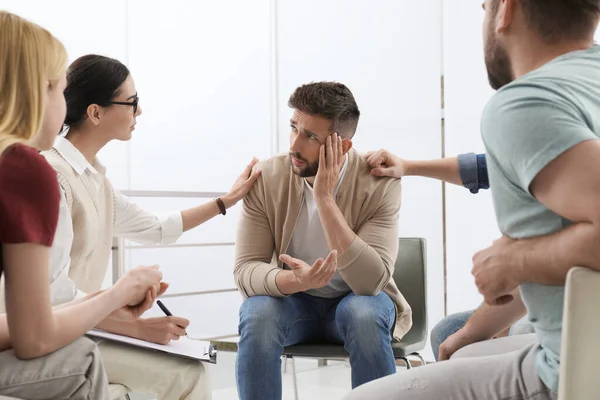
[0,11,67,157]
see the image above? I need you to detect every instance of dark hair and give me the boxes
[288,81,360,139]
[64,54,130,128]
[495,0,600,42]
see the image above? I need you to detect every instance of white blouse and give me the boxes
[49,137,183,304]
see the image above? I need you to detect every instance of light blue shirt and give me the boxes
[481,45,600,393]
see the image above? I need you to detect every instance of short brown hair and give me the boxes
[288,81,360,139]
[497,0,600,42]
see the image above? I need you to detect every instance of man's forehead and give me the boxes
[291,110,331,130]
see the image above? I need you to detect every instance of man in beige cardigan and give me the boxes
[234,82,412,400]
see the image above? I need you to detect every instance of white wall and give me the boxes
[126,0,274,193]
[442,0,499,315]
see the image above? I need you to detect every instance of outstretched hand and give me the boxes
[222,158,262,208]
[279,250,338,291]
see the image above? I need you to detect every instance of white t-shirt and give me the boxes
[286,154,350,298]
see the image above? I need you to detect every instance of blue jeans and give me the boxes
[430,310,473,361]
[430,310,535,361]
[236,292,397,400]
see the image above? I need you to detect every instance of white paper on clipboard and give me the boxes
[87,329,217,363]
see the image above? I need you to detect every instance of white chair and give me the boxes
[558,266,600,400]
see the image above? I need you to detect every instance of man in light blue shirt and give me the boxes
[345,1,600,398]
[479,41,600,393]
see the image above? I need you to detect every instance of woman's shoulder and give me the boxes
[2,143,56,175]
[0,144,60,246]
[1,142,42,162]
[0,143,58,195]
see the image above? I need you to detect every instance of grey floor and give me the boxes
[131,351,411,400]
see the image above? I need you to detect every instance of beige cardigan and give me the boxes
[234,149,412,339]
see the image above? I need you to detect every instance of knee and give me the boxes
[184,360,210,386]
[238,296,285,347]
[67,336,99,353]
[430,311,471,346]
[160,360,211,398]
[67,337,107,389]
[429,318,450,352]
[336,294,394,339]
[239,296,284,328]
[67,337,103,364]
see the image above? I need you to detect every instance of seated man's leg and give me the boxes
[343,336,555,400]
[452,333,537,359]
[236,294,321,400]
[95,339,211,400]
[332,292,396,388]
[0,336,109,400]
[430,310,474,361]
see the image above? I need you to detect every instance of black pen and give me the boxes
[157,300,188,336]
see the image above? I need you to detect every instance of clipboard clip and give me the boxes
[203,344,218,359]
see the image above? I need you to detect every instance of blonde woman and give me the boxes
[0,11,165,400]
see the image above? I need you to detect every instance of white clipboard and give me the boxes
[87,329,217,364]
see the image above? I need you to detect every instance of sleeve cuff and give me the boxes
[265,268,284,297]
[156,211,184,244]
[475,154,490,190]
[457,153,480,193]
[521,136,595,193]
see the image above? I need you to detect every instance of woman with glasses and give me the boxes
[39,54,260,400]
[0,14,167,400]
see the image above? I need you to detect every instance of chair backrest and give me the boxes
[558,266,600,400]
[392,238,427,341]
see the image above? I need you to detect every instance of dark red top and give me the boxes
[0,144,60,277]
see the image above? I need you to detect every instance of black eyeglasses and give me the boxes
[107,96,139,114]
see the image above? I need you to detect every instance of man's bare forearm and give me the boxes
[404,157,462,186]
[511,222,600,285]
[464,288,527,341]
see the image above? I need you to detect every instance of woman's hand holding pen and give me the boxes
[106,266,190,344]
[127,300,189,345]
[135,316,190,345]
